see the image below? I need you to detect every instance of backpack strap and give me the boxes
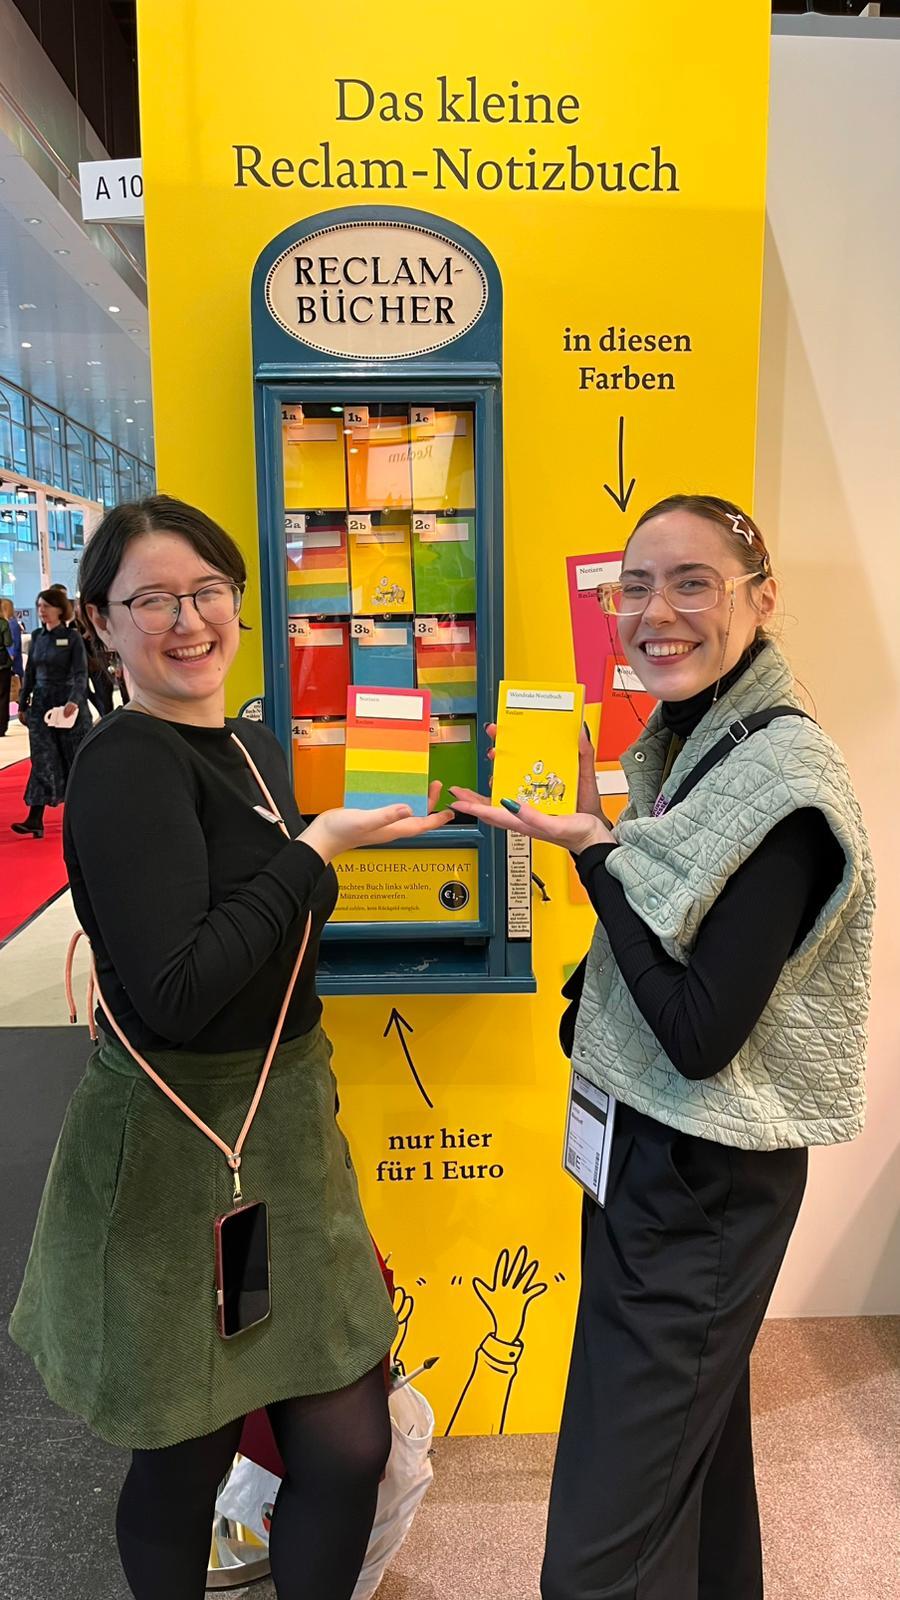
[661,706,812,814]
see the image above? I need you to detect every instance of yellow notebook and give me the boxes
[410,409,475,510]
[283,415,347,510]
[347,514,413,614]
[492,680,585,816]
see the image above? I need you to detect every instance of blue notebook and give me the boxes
[351,621,415,689]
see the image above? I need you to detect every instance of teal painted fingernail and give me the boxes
[583,722,591,738]
[501,798,520,814]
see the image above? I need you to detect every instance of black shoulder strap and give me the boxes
[665,706,812,813]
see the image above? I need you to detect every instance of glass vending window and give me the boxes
[282,401,478,825]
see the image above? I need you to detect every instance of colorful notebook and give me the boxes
[428,716,478,810]
[347,514,413,615]
[351,620,415,689]
[283,413,347,511]
[412,512,477,614]
[289,619,350,718]
[415,620,477,715]
[286,515,351,616]
[410,409,475,510]
[565,550,624,704]
[292,718,346,815]
[344,686,432,816]
[596,656,656,763]
[492,680,585,816]
[346,414,412,510]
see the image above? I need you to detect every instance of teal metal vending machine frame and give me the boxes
[250,206,534,994]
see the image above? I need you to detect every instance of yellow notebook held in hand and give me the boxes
[492,681,585,816]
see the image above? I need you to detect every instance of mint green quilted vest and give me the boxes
[572,644,875,1150]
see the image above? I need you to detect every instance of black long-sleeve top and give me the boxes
[64,710,337,1052]
[561,660,845,1079]
[21,622,88,708]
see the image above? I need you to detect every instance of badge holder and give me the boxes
[563,1069,616,1208]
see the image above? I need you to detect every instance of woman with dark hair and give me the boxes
[452,495,874,1600]
[10,495,453,1600]
[12,585,92,837]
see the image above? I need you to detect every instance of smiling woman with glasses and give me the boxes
[9,493,453,1600]
[451,492,874,1600]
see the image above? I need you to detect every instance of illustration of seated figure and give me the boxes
[518,759,566,806]
[373,575,407,606]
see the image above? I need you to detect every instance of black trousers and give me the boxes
[0,664,10,734]
[542,1101,807,1600]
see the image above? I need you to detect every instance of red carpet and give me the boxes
[0,760,68,945]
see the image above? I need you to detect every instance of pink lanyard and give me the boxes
[65,731,312,1204]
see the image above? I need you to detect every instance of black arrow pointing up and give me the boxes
[383,1008,434,1109]
[602,416,636,514]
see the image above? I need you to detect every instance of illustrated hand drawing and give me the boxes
[392,1284,415,1375]
[445,1245,548,1436]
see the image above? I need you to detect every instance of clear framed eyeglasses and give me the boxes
[111,581,244,635]
[597,571,758,617]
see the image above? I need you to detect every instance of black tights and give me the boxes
[115,1363,391,1600]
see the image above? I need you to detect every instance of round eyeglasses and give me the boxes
[597,571,758,617]
[110,581,244,635]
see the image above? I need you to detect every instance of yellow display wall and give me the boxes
[136,0,771,1433]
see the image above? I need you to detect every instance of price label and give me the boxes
[282,406,304,424]
[285,512,307,537]
[412,513,437,537]
[429,717,441,738]
[343,405,369,428]
[350,617,375,640]
[348,512,372,535]
[412,405,435,432]
[415,616,439,641]
[288,618,311,641]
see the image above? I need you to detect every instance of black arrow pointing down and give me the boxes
[603,416,636,514]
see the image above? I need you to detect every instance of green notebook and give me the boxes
[412,513,476,614]
[428,716,478,809]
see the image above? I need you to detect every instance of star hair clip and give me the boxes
[727,511,755,548]
[729,511,771,573]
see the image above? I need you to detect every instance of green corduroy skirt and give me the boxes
[9,1024,396,1449]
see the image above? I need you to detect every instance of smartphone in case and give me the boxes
[214,1200,271,1339]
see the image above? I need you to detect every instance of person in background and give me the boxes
[0,597,24,679]
[0,603,13,735]
[451,494,874,1600]
[12,586,92,838]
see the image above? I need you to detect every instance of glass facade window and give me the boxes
[0,379,154,614]
[0,376,154,511]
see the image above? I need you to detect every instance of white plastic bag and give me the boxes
[215,1456,280,1542]
[353,1382,434,1599]
[214,1382,434,1595]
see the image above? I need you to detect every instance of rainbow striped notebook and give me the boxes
[415,620,477,714]
[286,514,351,616]
[344,686,432,817]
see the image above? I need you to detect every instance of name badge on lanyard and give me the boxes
[563,1070,616,1207]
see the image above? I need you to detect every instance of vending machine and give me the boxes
[251,206,533,995]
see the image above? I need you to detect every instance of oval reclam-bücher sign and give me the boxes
[265,220,489,359]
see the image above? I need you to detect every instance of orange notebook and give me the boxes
[596,656,656,762]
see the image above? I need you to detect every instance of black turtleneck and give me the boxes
[659,641,764,741]
[562,649,844,1080]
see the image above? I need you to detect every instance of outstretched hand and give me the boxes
[303,781,455,863]
[471,722,613,852]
